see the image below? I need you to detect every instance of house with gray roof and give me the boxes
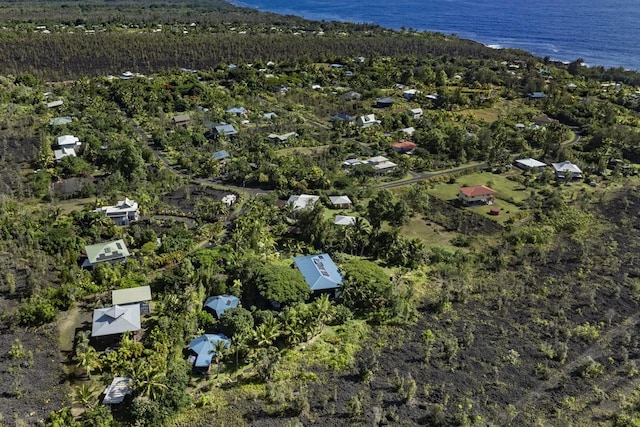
[91,304,141,337]
[294,253,343,295]
[172,114,191,127]
[82,239,130,269]
[54,147,76,163]
[515,158,547,172]
[552,161,583,180]
[188,333,231,371]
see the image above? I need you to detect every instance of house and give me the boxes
[399,127,416,136]
[47,100,64,108]
[331,113,355,123]
[329,195,352,209]
[188,334,231,371]
[205,123,238,139]
[203,295,239,318]
[82,239,130,269]
[54,147,76,163]
[57,135,81,149]
[403,89,420,100]
[172,114,191,127]
[356,114,380,128]
[552,161,583,180]
[267,132,298,143]
[458,185,497,206]
[287,194,320,210]
[294,253,343,295]
[102,377,133,409]
[91,304,141,337]
[366,156,397,174]
[112,285,152,315]
[226,107,248,116]
[334,215,356,226]
[408,108,423,119]
[341,91,362,101]
[49,116,72,126]
[528,92,546,99]
[213,150,230,162]
[391,140,417,154]
[342,158,363,168]
[95,197,139,225]
[376,97,394,108]
[515,158,547,172]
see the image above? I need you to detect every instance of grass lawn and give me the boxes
[51,197,95,214]
[430,171,531,204]
[427,170,529,224]
[398,216,460,250]
[277,144,329,156]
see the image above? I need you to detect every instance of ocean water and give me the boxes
[230,0,640,71]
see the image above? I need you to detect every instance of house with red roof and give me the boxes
[458,185,496,206]
[391,140,417,154]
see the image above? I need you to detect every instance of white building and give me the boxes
[95,198,140,225]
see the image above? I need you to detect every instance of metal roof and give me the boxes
[112,285,151,305]
[203,295,239,318]
[92,304,141,337]
[294,253,343,291]
[84,240,130,266]
[188,334,231,367]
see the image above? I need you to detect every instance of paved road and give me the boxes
[378,163,488,189]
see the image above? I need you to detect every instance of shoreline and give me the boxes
[227,0,639,71]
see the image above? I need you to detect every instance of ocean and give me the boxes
[230,0,640,71]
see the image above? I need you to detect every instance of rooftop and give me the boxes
[294,253,343,291]
[459,185,497,197]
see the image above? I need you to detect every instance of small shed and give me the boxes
[102,377,133,408]
[112,286,152,315]
[172,114,191,127]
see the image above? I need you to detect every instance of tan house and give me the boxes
[458,185,496,206]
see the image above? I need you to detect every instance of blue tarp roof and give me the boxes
[188,334,231,367]
[204,295,239,318]
[293,253,343,291]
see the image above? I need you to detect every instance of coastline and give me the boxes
[228,0,640,71]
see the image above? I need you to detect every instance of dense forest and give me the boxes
[1,1,640,426]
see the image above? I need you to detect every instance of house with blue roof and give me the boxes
[205,123,238,139]
[188,333,231,371]
[204,295,239,318]
[213,150,230,162]
[294,254,343,296]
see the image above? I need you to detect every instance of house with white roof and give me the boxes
[54,147,76,163]
[356,114,380,128]
[334,215,356,226]
[366,156,397,174]
[408,108,423,119]
[328,196,352,209]
[95,197,139,225]
[515,158,547,172]
[287,194,320,210]
[552,161,583,180]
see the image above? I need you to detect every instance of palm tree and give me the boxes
[312,294,333,335]
[133,365,168,401]
[75,345,100,379]
[254,318,281,347]
[211,340,229,376]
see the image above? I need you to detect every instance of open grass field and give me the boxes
[399,216,461,249]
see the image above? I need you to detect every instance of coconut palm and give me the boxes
[253,317,281,347]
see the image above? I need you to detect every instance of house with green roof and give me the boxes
[82,239,130,269]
